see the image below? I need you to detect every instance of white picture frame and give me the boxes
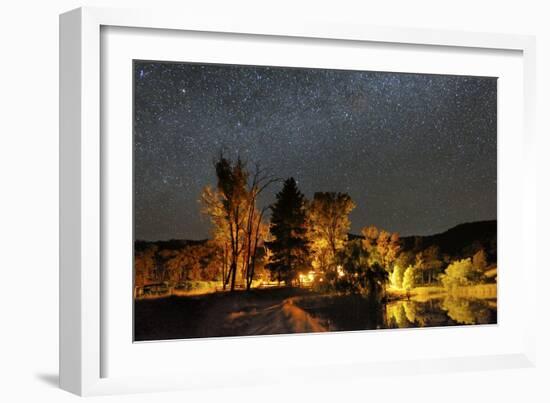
[59,6,537,396]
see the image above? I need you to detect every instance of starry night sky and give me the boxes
[134,61,496,242]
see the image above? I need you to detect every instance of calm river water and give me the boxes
[298,294,497,332]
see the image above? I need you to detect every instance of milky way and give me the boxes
[134,61,496,241]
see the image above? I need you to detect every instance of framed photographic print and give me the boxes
[132,60,498,341]
[60,7,537,396]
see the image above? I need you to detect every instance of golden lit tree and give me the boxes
[361,226,401,279]
[199,155,249,291]
[160,244,220,284]
[402,265,416,290]
[414,245,443,285]
[306,192,355,274]
[201,155,276,291]
[376,230,391,259]
[472,248,488,273]
[386,232,401,267]
[134,246,157,288]
[390,264,406,289]
[395,250,414,270]
[335,239,388,299]
[242,206,270,290]
[201,185,234,289]
[362,225,379,250]
[440,258,478,290]
[241,163,278,290]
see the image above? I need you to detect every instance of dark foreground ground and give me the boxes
[134,287,384,341]
[134,287,496,341]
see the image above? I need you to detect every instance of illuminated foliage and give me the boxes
[390,265,405,289]
[414,245,443,285]
[395,251,415,271]
[335,240,388,299]
[362,225,379,249]
[472,248,488,272]
[201,154,275,291]
[134,246,158,287]
[440,258,483,290]
[402,265,416,290]
[361,225,400,271]
[306,192,355,273]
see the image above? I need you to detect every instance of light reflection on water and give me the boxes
[296,293,497,333]
[385,297,497,328]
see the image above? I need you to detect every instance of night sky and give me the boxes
[134,61,496,242]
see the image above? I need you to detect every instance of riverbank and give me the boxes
[134,285,497,341]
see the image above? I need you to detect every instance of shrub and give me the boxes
[390,265,405,289]
[402,266,415,290]
[440,258,483,290]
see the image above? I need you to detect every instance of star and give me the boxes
[133,60,496,241]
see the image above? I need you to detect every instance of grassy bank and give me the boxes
[136,280,272,299]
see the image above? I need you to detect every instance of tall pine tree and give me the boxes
[266,178,309,285]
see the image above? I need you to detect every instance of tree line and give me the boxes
[135,155,496,299]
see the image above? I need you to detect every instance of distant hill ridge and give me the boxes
[401,220,497,262]
[134,238,208,253]
[136,219,497,262]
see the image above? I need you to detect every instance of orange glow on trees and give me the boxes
[334,239,389,299]
[200,154,276,291]
[306,192,355,278]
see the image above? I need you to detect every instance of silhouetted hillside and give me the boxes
[136,220,497,263]
[401,220,497,263]
[134,238,208,253]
